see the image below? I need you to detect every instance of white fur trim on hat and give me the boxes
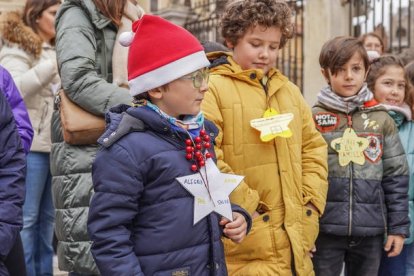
[128,51,210,96]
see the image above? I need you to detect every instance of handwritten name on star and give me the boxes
[183,178,203,185]
[250,112,294,142]
[331,128,369,166]
[176,158,244,225]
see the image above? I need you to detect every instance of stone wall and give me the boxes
[0,0,25,12]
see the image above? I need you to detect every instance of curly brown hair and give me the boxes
[220,0,294,49]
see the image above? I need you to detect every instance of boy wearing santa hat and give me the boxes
[87,14,251,275]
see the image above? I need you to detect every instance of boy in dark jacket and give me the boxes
[87,15,251,276]
[0,90,26,275]
[312,36,410,276]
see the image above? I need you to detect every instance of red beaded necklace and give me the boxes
[185,129,212,172]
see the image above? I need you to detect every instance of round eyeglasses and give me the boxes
[179,68,210,89]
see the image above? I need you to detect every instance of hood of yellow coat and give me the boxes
[207,51,290,98]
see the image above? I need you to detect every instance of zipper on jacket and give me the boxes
[347,112,354,236]
[261,71,277,108]
[38,101,49,135]
[348,163,353,236]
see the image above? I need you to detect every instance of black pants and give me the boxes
[4,234,26,276]
[312,232,383,276]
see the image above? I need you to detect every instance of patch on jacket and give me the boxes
[313,112,339,132]
[170,267,190,276]
[361,134,383,163]
[362,115,380,130]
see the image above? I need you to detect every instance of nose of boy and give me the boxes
[345,69,353,80]
[199,78,208,93]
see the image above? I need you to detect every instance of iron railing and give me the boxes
[347,0,412,53]
[185,0,305,91]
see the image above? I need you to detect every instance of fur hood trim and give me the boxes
[0,11,42,59]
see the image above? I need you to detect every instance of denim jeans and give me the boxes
[379,242,414,276]
[21,152,54,276]
[312,232,383,276]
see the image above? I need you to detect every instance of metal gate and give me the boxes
[185,0,305,91]
[345,0,412,53]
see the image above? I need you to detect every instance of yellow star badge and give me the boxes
[250,108,294,142]
[330,128,369,166]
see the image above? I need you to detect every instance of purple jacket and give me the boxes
[0,66,33,154]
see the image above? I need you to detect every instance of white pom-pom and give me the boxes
[367,50,380,62]
[119,31,135,47]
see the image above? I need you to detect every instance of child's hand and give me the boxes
[220,212,247,243]
[308,246,316,258]
[384,235,405,257]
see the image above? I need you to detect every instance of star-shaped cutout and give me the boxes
[176,158,244,225]
[330,127,369,166]
[250,109,294,142]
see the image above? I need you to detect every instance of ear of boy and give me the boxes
[148,87,165,100]
[321,68,330,84]
[225,40,234,50]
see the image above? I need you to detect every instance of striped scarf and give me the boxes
[317,84,373,114]
[144,101,204,138]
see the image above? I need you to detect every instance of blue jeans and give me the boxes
[312,232,383,276]
[21,152,54,276]
[379,242,414,276]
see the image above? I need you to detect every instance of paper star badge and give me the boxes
[330,128,369,166]
[250,108,294,142]
[176,158,244,225]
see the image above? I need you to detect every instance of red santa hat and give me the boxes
[119,14,210,97]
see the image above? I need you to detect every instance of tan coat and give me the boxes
[202,53,328,275]
[0,11,60,152]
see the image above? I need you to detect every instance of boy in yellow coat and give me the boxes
[201,0,328,275]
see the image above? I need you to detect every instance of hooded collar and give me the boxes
[381,103,412,123]
[0,11,43,58]
[207,51,289,97]
[56,0,112,30]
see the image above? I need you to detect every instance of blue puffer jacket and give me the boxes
[88,104,251,276]
[394,115,414,244]
[0,91,26,274]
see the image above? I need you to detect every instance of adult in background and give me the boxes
[52,0,143,274]
[0,0,61,275]
[360,32,385,60]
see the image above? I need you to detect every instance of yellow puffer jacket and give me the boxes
[202,53,328,276]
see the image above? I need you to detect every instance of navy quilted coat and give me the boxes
[0,91,26,275]
[88,105,251,276]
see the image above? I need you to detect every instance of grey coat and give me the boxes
[51,0,131,273]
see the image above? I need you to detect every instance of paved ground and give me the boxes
[53,255,67,276]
